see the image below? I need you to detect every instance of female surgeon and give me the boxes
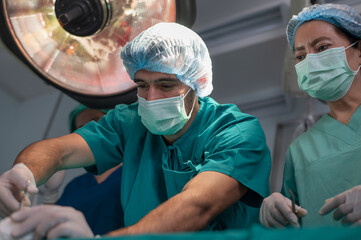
[260,3,361,228]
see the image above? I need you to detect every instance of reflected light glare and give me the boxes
[3,0,177,96]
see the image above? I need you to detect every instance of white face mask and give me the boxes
[137,88,196,135]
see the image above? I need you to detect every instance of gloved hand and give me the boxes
[0,216,33,240]
[259,192,307,228]
[10,205,94,239]
[319,185,361,225]
[39,170,66,204]
[0,163,38,218]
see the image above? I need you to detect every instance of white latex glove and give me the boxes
[260,192,307,228]
[0,163,38,218]
[0,216,33,240]
[39,170,66,204]
[319,185,361,225]
[10,205,93,240]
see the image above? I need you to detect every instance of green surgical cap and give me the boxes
[68,104,110,133]
[287,3,361,50]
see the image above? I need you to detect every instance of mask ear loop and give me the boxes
[345,40,359,51]
[183,87,192,98]
[345,41,361,72]
[357,41,361,71]
[186,90,197,118]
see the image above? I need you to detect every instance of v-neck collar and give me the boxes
[314,106,361,145]
[348,105,361,133]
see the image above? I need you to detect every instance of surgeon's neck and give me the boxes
[162,99,200,145]
[328,75,361,125]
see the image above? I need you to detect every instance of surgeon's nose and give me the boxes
[145,86,161,101]
[305,46,319,55]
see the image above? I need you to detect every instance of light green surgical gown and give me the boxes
[282,106,361,227]
[76,97,271,230]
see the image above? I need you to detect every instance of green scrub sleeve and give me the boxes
[199,114,271,207]
[75,104,140,175]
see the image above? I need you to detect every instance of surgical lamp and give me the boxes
[0,0,196,108]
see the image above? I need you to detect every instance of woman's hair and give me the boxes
[334,26,359,48]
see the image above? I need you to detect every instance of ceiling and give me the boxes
[0,0,360,110]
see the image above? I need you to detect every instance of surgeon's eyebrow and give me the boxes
[134,78,179,84]
[294,45,305,52]
[294,36,332,52]
[310,36,332,47]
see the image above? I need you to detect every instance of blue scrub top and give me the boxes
[57,167,124,235]
[76,97,271,230]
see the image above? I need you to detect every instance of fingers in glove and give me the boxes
[275,199,299,227]
[341,209,361,225]
[46,215,93,239]
[319,193,346,216]
[295,205,308,217]
[267,210,288,228]
[8,172,38,195]
[46,223,81,239]
[351,219,361,227]
[11,208,38,238]
[34,216,65,240]
[332,202,353,221]
[0,188,22,215]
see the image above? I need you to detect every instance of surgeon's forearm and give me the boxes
[106,172,247,236]
[107,190,214,235]
[14,134,94,185]
[14,139,63,185]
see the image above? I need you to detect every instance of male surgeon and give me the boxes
[0,22,271,239]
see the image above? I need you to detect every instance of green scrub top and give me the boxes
[76,97,271,230]
[282,106,361,227]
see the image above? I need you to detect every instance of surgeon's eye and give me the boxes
[295,54,306,62]
[317,44,329,52]
[161,84,173,88]
[136,84,147,89]
[159,83,176,91]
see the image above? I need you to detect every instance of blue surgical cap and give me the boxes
[287,3,361,50]
[121,22,213,97]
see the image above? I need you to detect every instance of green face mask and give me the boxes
[295,41,360,101]
[137,88,196,135]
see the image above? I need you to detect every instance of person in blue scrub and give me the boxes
[260,3,361,228]
[0,22,271,239]
[55,105,124,235]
